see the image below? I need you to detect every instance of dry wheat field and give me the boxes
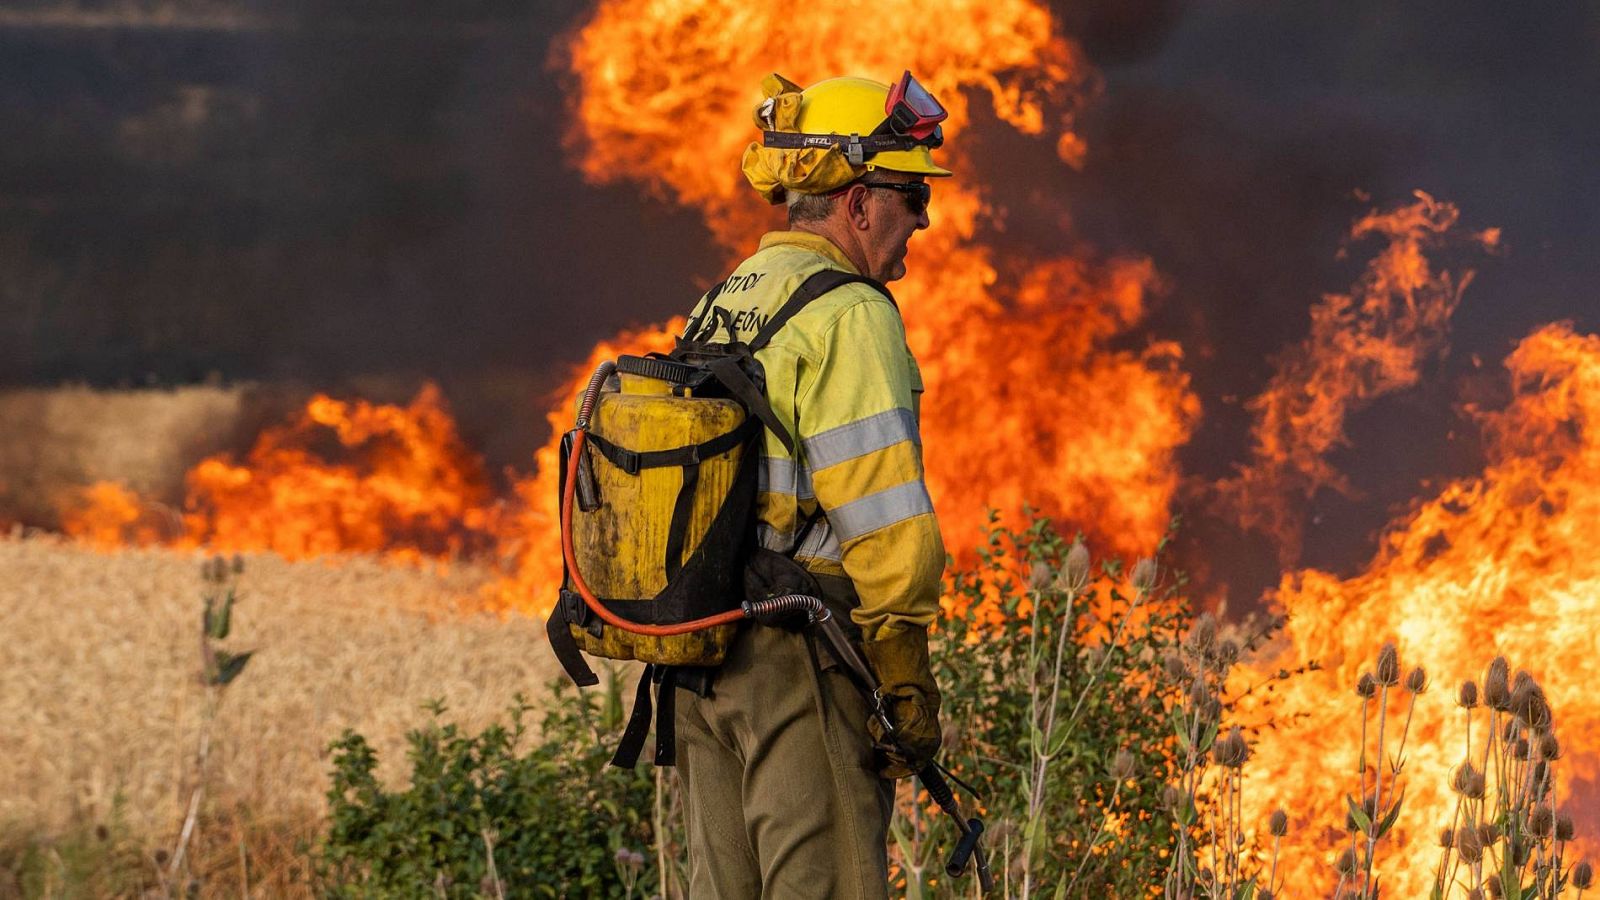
[1,535,556,894]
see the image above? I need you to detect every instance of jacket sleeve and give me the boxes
[797,294,946,641]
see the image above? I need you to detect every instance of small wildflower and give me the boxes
[1405,666,1428,694]
[1269,809,1289,837]
[1376,643,1401,686]
[1356,672,1377,699]
[1458,680,1480,709]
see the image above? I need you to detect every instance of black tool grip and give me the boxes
[946,817,984,877]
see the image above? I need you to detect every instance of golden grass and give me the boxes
[0,535,555,857]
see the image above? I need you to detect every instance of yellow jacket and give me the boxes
[686,231,945,641]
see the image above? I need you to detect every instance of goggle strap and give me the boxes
[763,130,937,163]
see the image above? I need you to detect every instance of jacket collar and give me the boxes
[757,230,860,275]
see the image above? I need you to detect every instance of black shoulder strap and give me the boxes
[747,269,890,353]
[683,278,728,341]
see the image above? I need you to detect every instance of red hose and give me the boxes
[561,363,749,637]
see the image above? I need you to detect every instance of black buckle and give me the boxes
[615,448,641,475]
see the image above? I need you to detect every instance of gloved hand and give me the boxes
[861,624,942,779]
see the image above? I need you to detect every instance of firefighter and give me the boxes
[673,71,951,898]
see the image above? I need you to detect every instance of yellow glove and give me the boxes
[862,624,942,779]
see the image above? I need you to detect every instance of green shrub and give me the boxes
[892,512,1191,897]
[317,672,657,899]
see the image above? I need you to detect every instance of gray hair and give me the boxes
[785,171,893,225]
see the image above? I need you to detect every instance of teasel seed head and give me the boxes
[1439,826,1455,848]
[1530,807,1554,839]
[1269,809,1289,837]
[1111,748,1139,781]
[1485,657,1512,711]
[1335,847,1359,875]
[1356,672,1377,699]
[1131,557,1158,594]
[1028,560,1054,591]
[1162,651,1189,682]
[1465,889,1485,900]
[1557,815,1575,842]
[1459,680,1480,709]
[1477,822,1501,846]
[1060,540,1091,594]
[1514,737,1532,760]
[1456,826,1484,863]
[1213,726,1250,769]
[1487,878,1505,899]
[1259,891,1274,900]
[1376,643,1401,686]
[1510,671,1552,730]
[1186,612,1218,655]
[1572,860,1593,890]
[1452,763,1482,797]
[1405,665,1429,694]
[1539,732,1562,761]
[1217,639,1240,669]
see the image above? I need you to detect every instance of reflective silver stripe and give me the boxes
[757,456,814,500]
[801,408,919,471]
[757,520,842,562]
[827,480,934,542]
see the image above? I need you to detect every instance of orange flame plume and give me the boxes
[1241,323,1600,893]
[181,384,493,561]
[1214,191,1500,563]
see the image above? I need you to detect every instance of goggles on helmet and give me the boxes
[762,71,948,166]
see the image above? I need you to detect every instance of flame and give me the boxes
[183,384,493,561]
[481,0,1199,613]
[58,481,169,549]
[1240,322,1600,893]
[62,384,495,561]
[1214,191,1500,563]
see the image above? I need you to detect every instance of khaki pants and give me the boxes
[674,623,894,899]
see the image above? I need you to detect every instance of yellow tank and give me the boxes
[566,364,748,665]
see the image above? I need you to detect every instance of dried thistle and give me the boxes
[1130,557,1158,593]
[1376,642,1401,686]
[1356,672,1377,699]
[1027,560,1054,591]
[1110,748,1138,781]
[1404,665,1429,694]
[1529,807,1554,839]
[1456,826,1484,864]
[1059,539,1091,594]
[1485,657,1511,711]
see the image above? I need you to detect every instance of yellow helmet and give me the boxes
[741,71,952,204]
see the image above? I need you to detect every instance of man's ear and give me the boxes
[847,184,872,231]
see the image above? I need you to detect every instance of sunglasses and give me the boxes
[864,181,931,215]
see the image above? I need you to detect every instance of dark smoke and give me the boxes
[3,1,1598,591]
